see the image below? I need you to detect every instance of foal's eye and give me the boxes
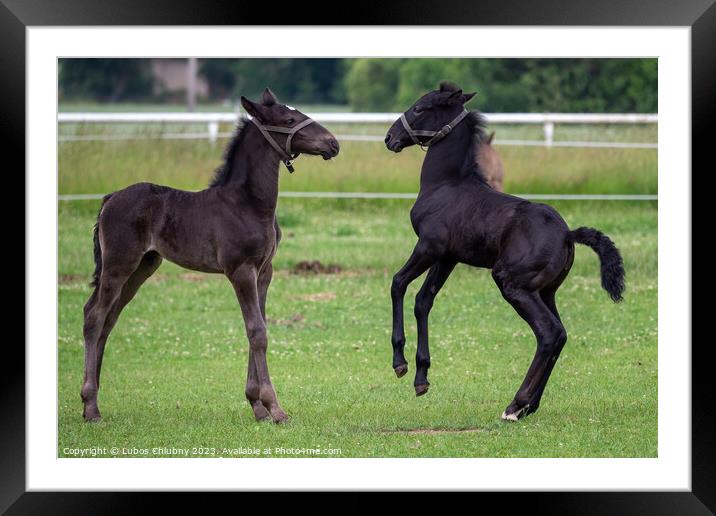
[413,107,424,116]
[285,117,295,125]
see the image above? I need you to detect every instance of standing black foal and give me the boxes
[385,82,625,421]
[81,88,339,423]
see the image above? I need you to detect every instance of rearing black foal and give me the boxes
[81,88,339,423]
[385,82,625,421]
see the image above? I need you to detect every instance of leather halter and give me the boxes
[400,108,470,150]
[250,116,315,173]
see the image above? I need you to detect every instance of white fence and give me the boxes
[58,192,657,202]
[58,112,658,149]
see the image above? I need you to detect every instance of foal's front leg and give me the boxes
[413,259,456,395]
[391,241,436,378]
[229,264,287,423]
[240,263,274,421]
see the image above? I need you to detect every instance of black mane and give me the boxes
[466,110,488,143]
[436,82,490,181]
[209,117,250,188]
[464,110,490,184]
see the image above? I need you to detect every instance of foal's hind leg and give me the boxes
[95,252,163,388]
[229,264,287,423]
[525,248,574,415]
[493,270,566,421]
[82,256,143,421]
[413,259,456,396]
[521,288,567,416]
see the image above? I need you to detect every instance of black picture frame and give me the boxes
[6,0,711,513]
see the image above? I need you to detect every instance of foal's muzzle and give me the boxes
[384,133,403,153]
[320,137,340,159]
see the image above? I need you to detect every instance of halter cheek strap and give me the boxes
[250,117,315,173]
[400,108,470,150]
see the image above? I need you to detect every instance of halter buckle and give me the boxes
[283,159,295,173]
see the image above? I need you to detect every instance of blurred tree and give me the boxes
[59,58,657,112]
[362,58,657,113]
[199,58,238,100]
[198,58,346,105]
[59,59,154,102]
[396,59,472,109]
[343,59,402,111]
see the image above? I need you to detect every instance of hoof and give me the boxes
[271,410,290,424]
[250,401,271,422]
[83,406,102,422]
[501,404,529,422]
[394,364,408,378]
[415,383,429,396]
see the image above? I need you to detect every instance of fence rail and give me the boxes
[57,112,659,124]
[58,111,658,148]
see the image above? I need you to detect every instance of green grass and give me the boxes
[58,123,657,195]
[58,199,657,458]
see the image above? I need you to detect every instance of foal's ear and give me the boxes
[462,91,477,104]
[240,96,268,122]
[261,87,279,106]
[445,89,465,105]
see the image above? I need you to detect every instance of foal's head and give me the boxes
[384,82,476,152]
[240,88,339,160]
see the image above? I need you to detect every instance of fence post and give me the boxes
[208,121,219,145]
[187,58,198,112]
[543,121,554,147]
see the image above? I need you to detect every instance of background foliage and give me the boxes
[59,58,657,112]
[59,59,155,103]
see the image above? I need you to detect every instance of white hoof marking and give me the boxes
[502,404,529,421]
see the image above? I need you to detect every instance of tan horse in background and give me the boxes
[478,132,504,192]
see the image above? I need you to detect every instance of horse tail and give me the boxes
[90,193,114,288]
[569,227,625,303]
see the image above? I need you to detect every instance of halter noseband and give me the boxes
[400,108,470,150]
[250,116,316,173]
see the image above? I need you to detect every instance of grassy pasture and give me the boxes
[58,198,657,458]
[57,118,657,457]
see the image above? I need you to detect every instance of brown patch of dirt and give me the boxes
[266,313,305,327]
[381,427,489,435]
[291,260,342,275]
[294,292,336,302]
[181,273,208,282]
[275,268,365,279]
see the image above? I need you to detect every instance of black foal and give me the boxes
[81,88,339,423]
[385,82,625,420]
